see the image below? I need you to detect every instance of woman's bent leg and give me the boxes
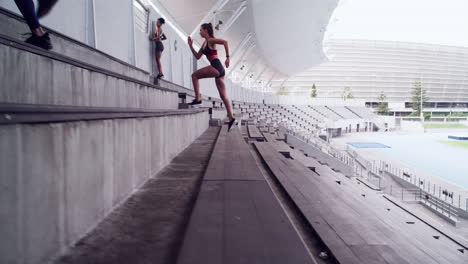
[215,77,234,121]
[191,66,220,101]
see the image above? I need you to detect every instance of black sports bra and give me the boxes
[203,42,218,56]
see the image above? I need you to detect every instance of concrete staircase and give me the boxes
[0,7,213,264]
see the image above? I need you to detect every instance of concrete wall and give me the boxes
[0,0,280,104]
[94,0,134,63]
[0,0,93,46]
[0,0,194,87]
[0,111,209,264]
[0,7,149,83]
[0,44,178,109]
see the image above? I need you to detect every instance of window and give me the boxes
[133,0,149,33]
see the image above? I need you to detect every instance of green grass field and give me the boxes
[423,123,468,129]
[439,140,468,149]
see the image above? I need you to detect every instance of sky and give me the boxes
[325,0,468,47]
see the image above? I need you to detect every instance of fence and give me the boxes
[385,185,460,221]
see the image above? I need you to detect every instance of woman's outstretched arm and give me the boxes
[188,37,204,60]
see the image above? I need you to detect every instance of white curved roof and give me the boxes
[250,0,337,75]
[155,0,338,88]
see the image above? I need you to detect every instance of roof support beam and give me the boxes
[227,42,256,76]
[190,0,231,37]
[220,1,247,36]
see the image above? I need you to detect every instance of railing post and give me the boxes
[448,203,451,218]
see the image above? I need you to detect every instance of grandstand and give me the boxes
[271,39,468,116]
[1,1,467,264]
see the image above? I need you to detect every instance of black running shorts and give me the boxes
[155,40,164,52]
[210,58,225,77]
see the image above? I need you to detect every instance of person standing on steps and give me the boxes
[14,0,59,50]
[188,23,237,131]
[149,18,167,79]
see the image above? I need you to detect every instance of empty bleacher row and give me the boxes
[233,102,381,139]
[347,106,379,119]
[253,132,467,263]
[237,115,467,262]
[180,117,467,263]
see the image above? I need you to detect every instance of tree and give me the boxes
[276,87,289,96]
[342,86,354,101]
[310,83,317,98]
[376,91,390,115]
[411,81,428,116]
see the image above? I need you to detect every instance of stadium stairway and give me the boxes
[0,8,214,264]
[176,125,315,264]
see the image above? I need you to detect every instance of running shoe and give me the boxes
[189,99,202,106]
[25,32,52,50]
[228,118,237,132]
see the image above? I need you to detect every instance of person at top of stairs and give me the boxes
[149,17,167,79]
[13,0,59,50]
[188,22,237,131]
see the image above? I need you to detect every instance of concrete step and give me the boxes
[177,125,314,264]
[0,108,210,264]
[0,33,179,110]
[52,126,219,264]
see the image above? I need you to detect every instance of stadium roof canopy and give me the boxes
[154,0,338,90]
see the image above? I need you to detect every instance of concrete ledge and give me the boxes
[0,41,178,109]
[211,108,227,120]
[0,103,207,125]
[0,111,209,264]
